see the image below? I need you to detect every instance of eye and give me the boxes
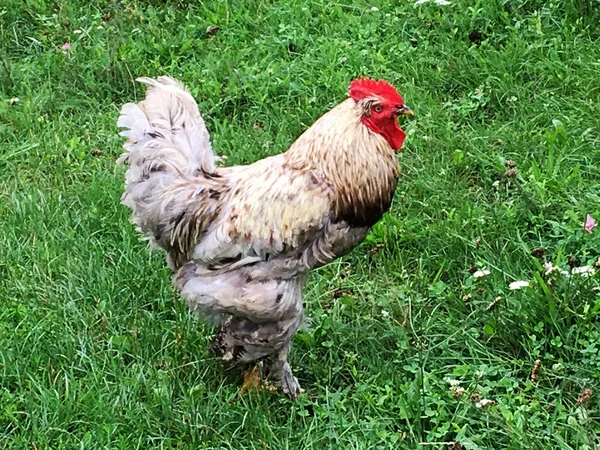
[373,105,383,113]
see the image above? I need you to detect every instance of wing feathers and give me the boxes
[190,159,334,267]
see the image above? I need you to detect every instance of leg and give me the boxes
[208,320,227,357]
[205,293,305,397]
[209,316,274,367]
[264,343,303,398]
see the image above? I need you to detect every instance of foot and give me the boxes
[273,362,303,398]
[240,364,262,394]
[263,345,305,399]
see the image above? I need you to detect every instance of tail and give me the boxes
[117,76,222,269]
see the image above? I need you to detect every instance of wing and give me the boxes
[191,156,335,270]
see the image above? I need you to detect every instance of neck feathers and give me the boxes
[285,99,400,227]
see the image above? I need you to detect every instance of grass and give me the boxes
[1,0,600,448]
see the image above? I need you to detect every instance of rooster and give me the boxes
[117,76,412,397]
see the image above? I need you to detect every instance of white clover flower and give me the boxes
[381,310,390,317]
[509,280,530,290]
[414,0,430,5]
[475,398,494,408]
[544,262,571,277]
[473,269,490,278]
[444,377,461,387]
[572,265,595,277]
[492,180,500,188]
[370,6,379,11]
[544,262,557,275]
[435,0,451,4]
[452,386,465,397]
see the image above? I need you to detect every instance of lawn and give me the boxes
[1,0,600,448]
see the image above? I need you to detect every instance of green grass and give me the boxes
[1,0,600,448]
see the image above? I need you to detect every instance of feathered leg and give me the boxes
[264,343,303,398]
[208,314,304,397]
[184,267,305,397]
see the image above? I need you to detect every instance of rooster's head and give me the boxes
[349,77,412,151]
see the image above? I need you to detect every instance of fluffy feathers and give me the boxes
[117,76,404,396]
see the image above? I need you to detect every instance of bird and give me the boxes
[116,76,412,397]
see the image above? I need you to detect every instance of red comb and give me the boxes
[349,77,403,104]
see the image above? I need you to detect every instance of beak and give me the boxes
[395,104,414,117]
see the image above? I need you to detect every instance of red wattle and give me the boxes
[361,117,406,151]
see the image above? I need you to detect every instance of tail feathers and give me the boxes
[117,76,221,267]
[117,76,215,174]
[116,103,152,144]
